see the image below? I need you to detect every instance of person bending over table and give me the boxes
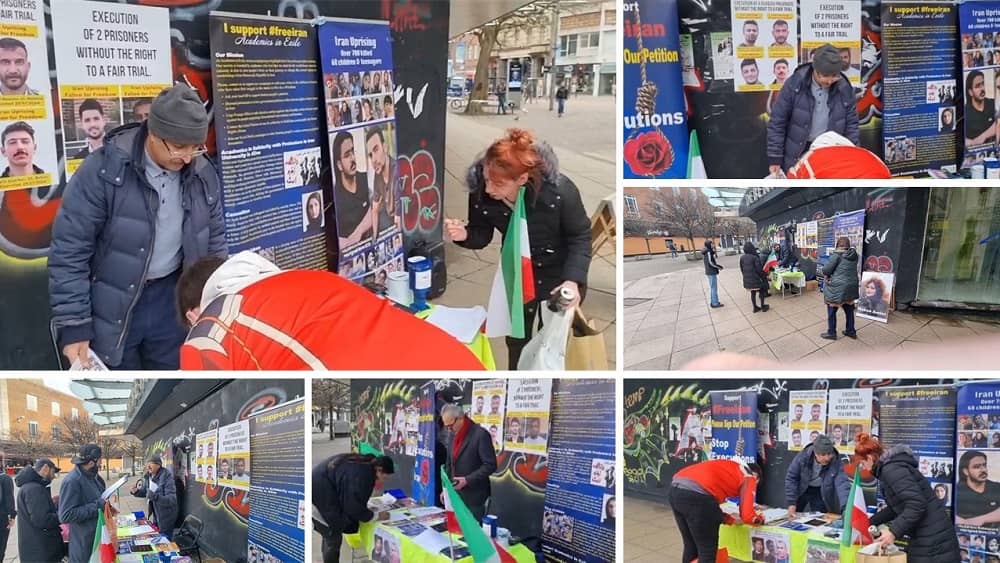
[440,404,497,522]
[312,454,395,563]
[670,459,765,563]
[785,435,850,517]
[175,251,484,370]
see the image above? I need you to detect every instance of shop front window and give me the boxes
[918,187,1000,305]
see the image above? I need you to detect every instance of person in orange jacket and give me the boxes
[670,459,765,563]
[175,251,485,370]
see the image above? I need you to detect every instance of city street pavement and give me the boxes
[625,251,704,282]
[311,434,353,563]
[3,470,145,563]
[434,95,617,370]
[626,495,750,562]
[624,252,1000,370]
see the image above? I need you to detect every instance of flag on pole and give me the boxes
[440,467,516,563]
[763,250,779,272]
[485,186,535,339]
[88,503,116,563]
[841,465,873,547]
[687,130,707,179]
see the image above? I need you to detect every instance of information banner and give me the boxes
[0,0,56,193]
[195,429,218,485]
[827,389,873,448]
[540,379,616,563]
[801,1,862,85]
[731,0,798,92]
[882,3,959,175]
[877,386,956,515]
[209,13,327,270]
[248,398,306,563]
[789,390,828,451]
[504,378,553,456]
[471,379,507,451]
[318,19,404,283]
[50,0,171,180]
[411,382,436,508]
[622,0,689,179]
[217,420,250,491]
[955,383,1000,561]
[709,390,757,464]
[750,529,791,562]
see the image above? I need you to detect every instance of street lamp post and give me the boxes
[548,0,560,111]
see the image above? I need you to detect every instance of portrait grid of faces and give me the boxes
[733,10,798,92]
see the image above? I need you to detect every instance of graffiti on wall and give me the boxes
[398,150,441,236]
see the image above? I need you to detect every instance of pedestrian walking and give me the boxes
[820,236,859,340]
[668,240,677,258]
[740,242,769,313]
[497,80,507,115]
[556,82,569,117]
[702,240,724,308]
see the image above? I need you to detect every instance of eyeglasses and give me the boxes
[161,139,207,158]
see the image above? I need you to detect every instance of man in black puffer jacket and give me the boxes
[15,459,65,562]
[312,453,394,563]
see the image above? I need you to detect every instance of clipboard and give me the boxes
[102,475,130,500]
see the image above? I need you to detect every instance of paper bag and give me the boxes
[856,545,906,563]
[566,308,608,370]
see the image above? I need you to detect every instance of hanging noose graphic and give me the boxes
[625,5,674,177]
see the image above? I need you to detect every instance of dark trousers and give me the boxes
[116,269,187,370]
[321,531,342,563]
[0,526,9,561]
[795,486,828,513]
[557,98,566,115]
[826,304,856,335]
[498,95,507,114]
[670,487,724,563]
[750,289,767,309]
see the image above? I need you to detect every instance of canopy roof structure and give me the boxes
[69,379,133,427]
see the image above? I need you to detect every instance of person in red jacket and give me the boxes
[175,251,485,370]
[670,459,765,563]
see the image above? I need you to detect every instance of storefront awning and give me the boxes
[124,379,227,439]
[69,379,133,426]
[739,187,848,220]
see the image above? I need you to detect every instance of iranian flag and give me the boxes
[485,186,535,339]
[841,465,873,547]
[687,130,707,179]
[89,503,116,563]
[440,467,516,563]
[763,250,779,272]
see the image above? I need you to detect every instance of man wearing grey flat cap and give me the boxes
[766,43,860,175]
[784,434,850,518]
[50,83,226,371]
[131,455,178,539]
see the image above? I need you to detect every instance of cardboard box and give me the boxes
[805,280,819,292]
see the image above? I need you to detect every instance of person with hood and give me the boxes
[59,443,109,563]
[785,435,851,516]
[855,434,961,562]
[49,84,226,371]
[439,403,497,522]
[820,236,859,340]
[739,242,769,313]
[0,467,12,559]
[702,240,724,308]
[130,455,178,539]
[176,251,485,370]
[444,128,591,369]
[15,458,65,562]
[766,43,860,175]
[312,453,395,563]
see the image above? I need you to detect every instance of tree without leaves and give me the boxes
[9,429,51,462]
[119,436,143,476]
[661,189,717,250]
[312,379,350,441]
[59,412,101,454]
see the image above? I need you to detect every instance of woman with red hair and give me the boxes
[854,434,960,562]
[445,128,591,369]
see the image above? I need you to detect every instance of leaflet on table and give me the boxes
[788,390,828,451]
[194,429,218,485]
[209,13,328,270]
[0,0,57,193]
[881,3,958,176]
[217,419,251,491]
[958,2,1000,169]
[709,390,757,464]
[50,0,172,181]
[805,537,842,562]
[749,529,791,562]
[411,528,452,554]
[504,378,553,455]
[471,379,507,452]
[731,0,798,93]
[317,19,404,284]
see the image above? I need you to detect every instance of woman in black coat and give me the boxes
[855,434,960,563]
[445,128,592,369]
[739,242,769,313]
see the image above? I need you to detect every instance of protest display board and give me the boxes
[209,13,327,269]
[801,1,862,84]
[217,420,250,491]
[954,383,1000,562]
[471,379,507,451]
[750,529,792,563]
[789,390,828,451]
[411,382,436,508]
[731,0,798,92]
[195,429,218,486]
[504,379,553,456]
[826,389,873,448]
[857,272,895,323]
[959,2,1000,169]
[50,0,171,180]
[709,390,758,465]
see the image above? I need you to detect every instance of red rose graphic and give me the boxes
[624,422,635,447]
[624,131,674,176]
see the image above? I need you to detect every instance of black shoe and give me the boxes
[762,305,770,312]
[711,303,724,308]
[820,332,837,341]
[753,306,761,313]
[843,331,858,339]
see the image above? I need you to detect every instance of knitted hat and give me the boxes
[812,44,843,76]
[813,435,835,455]
[148,84,208,145]
[148,455,163,466]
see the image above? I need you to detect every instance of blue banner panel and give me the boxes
[412,382,437,507]
[709,390,758,465]
[955,382,1000,561]
[959,2,1000,169]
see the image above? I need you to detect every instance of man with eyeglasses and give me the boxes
[439,404,496,522]
[50,84,226,370]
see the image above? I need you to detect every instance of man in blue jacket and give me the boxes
[785,435,850,517]
[766,43,859,175]
[49,84,226,370]
[130,455,178,539]
[59,444,108,563]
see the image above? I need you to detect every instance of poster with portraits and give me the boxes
[504,378,552,456]
[710,32,735,80]
[217,420,250,491]
[801,1,861,84]
[195,428,218,486]
[471,379,507,451]
[750,529,791,563]
[0,1,57,194]
[51,0,172,181]
[788,390,827,451]
[955,382,1000,562]
[857,271,894,323]
[827,389,872,449]
[731,0,797,92]
[318,19,404,284]
[959,2,1000,169]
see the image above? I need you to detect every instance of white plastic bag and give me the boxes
[516,304,574,371]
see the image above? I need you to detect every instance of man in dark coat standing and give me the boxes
[701,240,724,308]
[0,466,14,559]
[59,443,108,563]
[15,459,65,562]
[312,453,394,563]
[767,43,860,174]
[784,435,850,516]
[440,404,497,522]
[130,456,179,539]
